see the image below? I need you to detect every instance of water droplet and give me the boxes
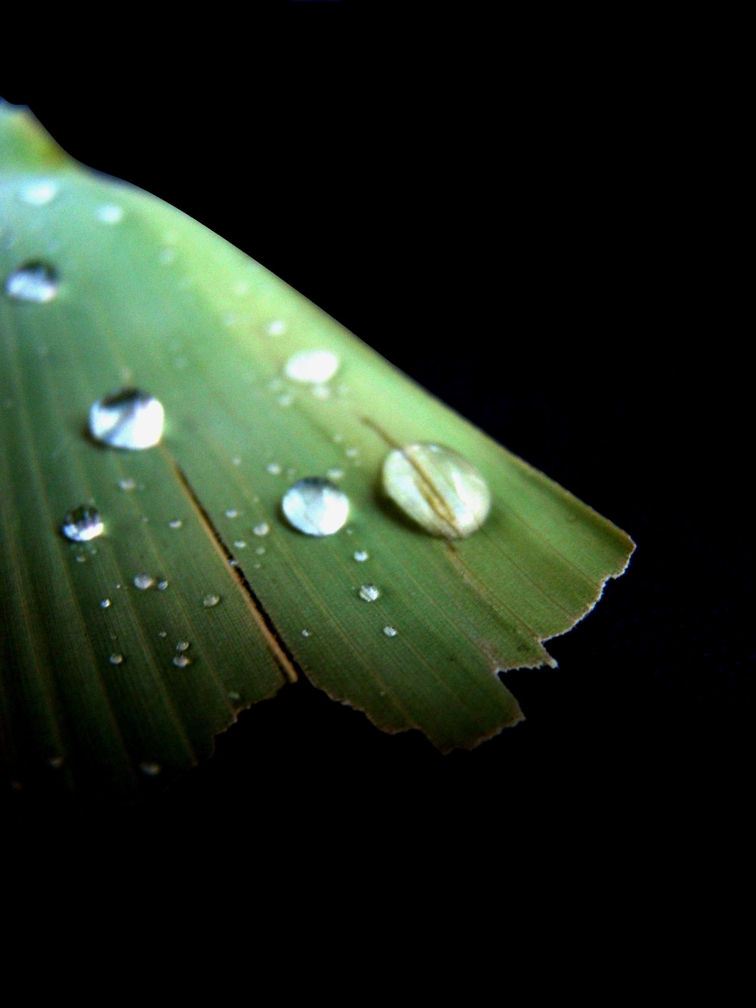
[101,599,111,608]
[75,554,87,563]
[232,456,242,466]
[48,755,64,769]
[267,462,282,475]
[255,546,265,555]
[158,631,167,638]
[173,653,191,667]
[159,247,177,265]
[285,350,339,384]
[5,262,59,303]
[168,519,183,529]
[140,515,149,523]
[301,629,310,637]
[109,653,124,665]
[89,388,164,449]
[253,522,269,537]
[233,281,250,296]
[312,384,330,399]
[19,180,57,205]
[327,468,343,480]
[333,434,344,443]
[282,478,349,536]
[225,509,238,518]
[62,505,104,542]
[156,580,169,591]
[383,626,398,637]
[382,443,491,538]
[118,478,136,491]
[202,594,220,608]
[229,559,238,567]
[345,447,359,458]
[266,319,286,336]
[140,761,161,776]
[175,641,190,651]
[253,563,261,569]
[228,691,240,701]
[359,585,380,602]
[96,204,124,224]
[277,394,293,407]
[353,550,369,562]
[233,540,247,549]
[133,574,154,590]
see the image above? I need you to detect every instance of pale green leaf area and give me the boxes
[0,103,635,800]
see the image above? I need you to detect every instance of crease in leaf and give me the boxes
[0,100,635,798]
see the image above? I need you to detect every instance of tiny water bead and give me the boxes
[109,654,124,665]
[172,654,191,668]
[156,580,169,591]
[202,594,220,608]
[233,541,247,549]
[158,631,167,638]
[96,204,124,223]
[282,478,349,536]
[118,478,136,491]
[133,574,154,590]
[140,762,161,776]
[168,519,183,529]
[383,626,398,637]
[225,509,238,518]
[62,505,104,542]
[89,388,164,449]
[382,443,491,539]
[75,555,87,563]
[175,641,190,651]
[253,522,269,537]
[267,462,282,475]
[353,550,369,562]
[327,468,344,481]
[301,630,310,637]
[19,180,57,205]
[5,262,59,303]
[285,349,339,384]
[359,585,380,602]
[267,320,286,335]
[100,599,111,608]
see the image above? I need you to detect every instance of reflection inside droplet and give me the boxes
[89,388,164,449]
[282,478,349,536]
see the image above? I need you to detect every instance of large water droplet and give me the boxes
[284,350,339,384]
[5,262,59,303]
[62,506,103,542]
[282,478,349,536]
[19,180,57,205]
[133,574,154,590]
[359,585,380,602]
[89,389,164,449]
[382,443,491,539]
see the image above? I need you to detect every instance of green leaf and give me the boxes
[0,102,635,800]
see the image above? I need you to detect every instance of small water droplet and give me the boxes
[156,580,169,591]
[253,522,269,537]
[75,554,87,563]
[383,626,398,637]
[312,384,330,399]
[158,631,167,638]
[140,761,161,776]
[168,519,183,528]
[359,585,380,602]
[382,443,491,538]
[159,247,177,265]
[225,509,238,518]
[233,281,250,296]
[267,462,282,475]
[285,349,339,384]
[175,641,190,651]
[266,319,286,335]
[233,540,247,549]
[301,629,310,637]
[20,180,57,205]
[134,574,154,590]
[140,515,149,523]
[118,477,136,491]
[109,653,124,665]
[6,262,60,303]
[101,599,111,608]
[345,447,359,458]
[62,505,104,542]
[89,388,164,449]
[255,546,265,555]
[333,434,344,443]
[232,456,242,466]
[354,550,369,562]
[96,204,123,223]
[282,478,349,536]
[327,468,343,480]
[229,559,238,567]
[277,394,293,407]
[202,594,220,608]
[228,691,240,701]
[172,653,191,667]
[253,563,261,569]
[48,755,64,769]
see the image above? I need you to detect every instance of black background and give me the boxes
[1,19,750,845]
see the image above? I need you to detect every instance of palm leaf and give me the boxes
[0,101,634,800]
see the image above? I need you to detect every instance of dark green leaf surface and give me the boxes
[0,103,634,798]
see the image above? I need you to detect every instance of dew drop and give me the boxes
[285,349,339,384]
[359,585,380,602]
[100,599,111,608]
[5,262,59,303]
[202,594,220,608]
[158,631,167,638]
[383,626,398,637]
[233,540,247,549]
[225,509,238,518]
[19,180,57,205]
[62,505,103,542]
[140,761,161,776]
[175,641,190,651]
[75,555,87,563]
[255,546,265,555]
[168,519,183,529]
[345,447,359,458]
[173,653,191,667]
[48,755,64,769]
[327,468,344,480]
[282,478,349,536]
[159,247,177,265]
[333,434,344,443]
[353,550,369,562]
[267,462,282,475]
[232,456,242,466]
[118,478,136,491]
[253,522,269,537]
[266,319,286,336]
[229,559,238,567]
[89,388,164,449]
[97,204,124,223]
[382,443,491,538]
[228,691,240,701]
[277,394,293,407]
[133,574,154,590]
[156,580,169,591]
[109,653,124,665]
[301,629,310,637]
